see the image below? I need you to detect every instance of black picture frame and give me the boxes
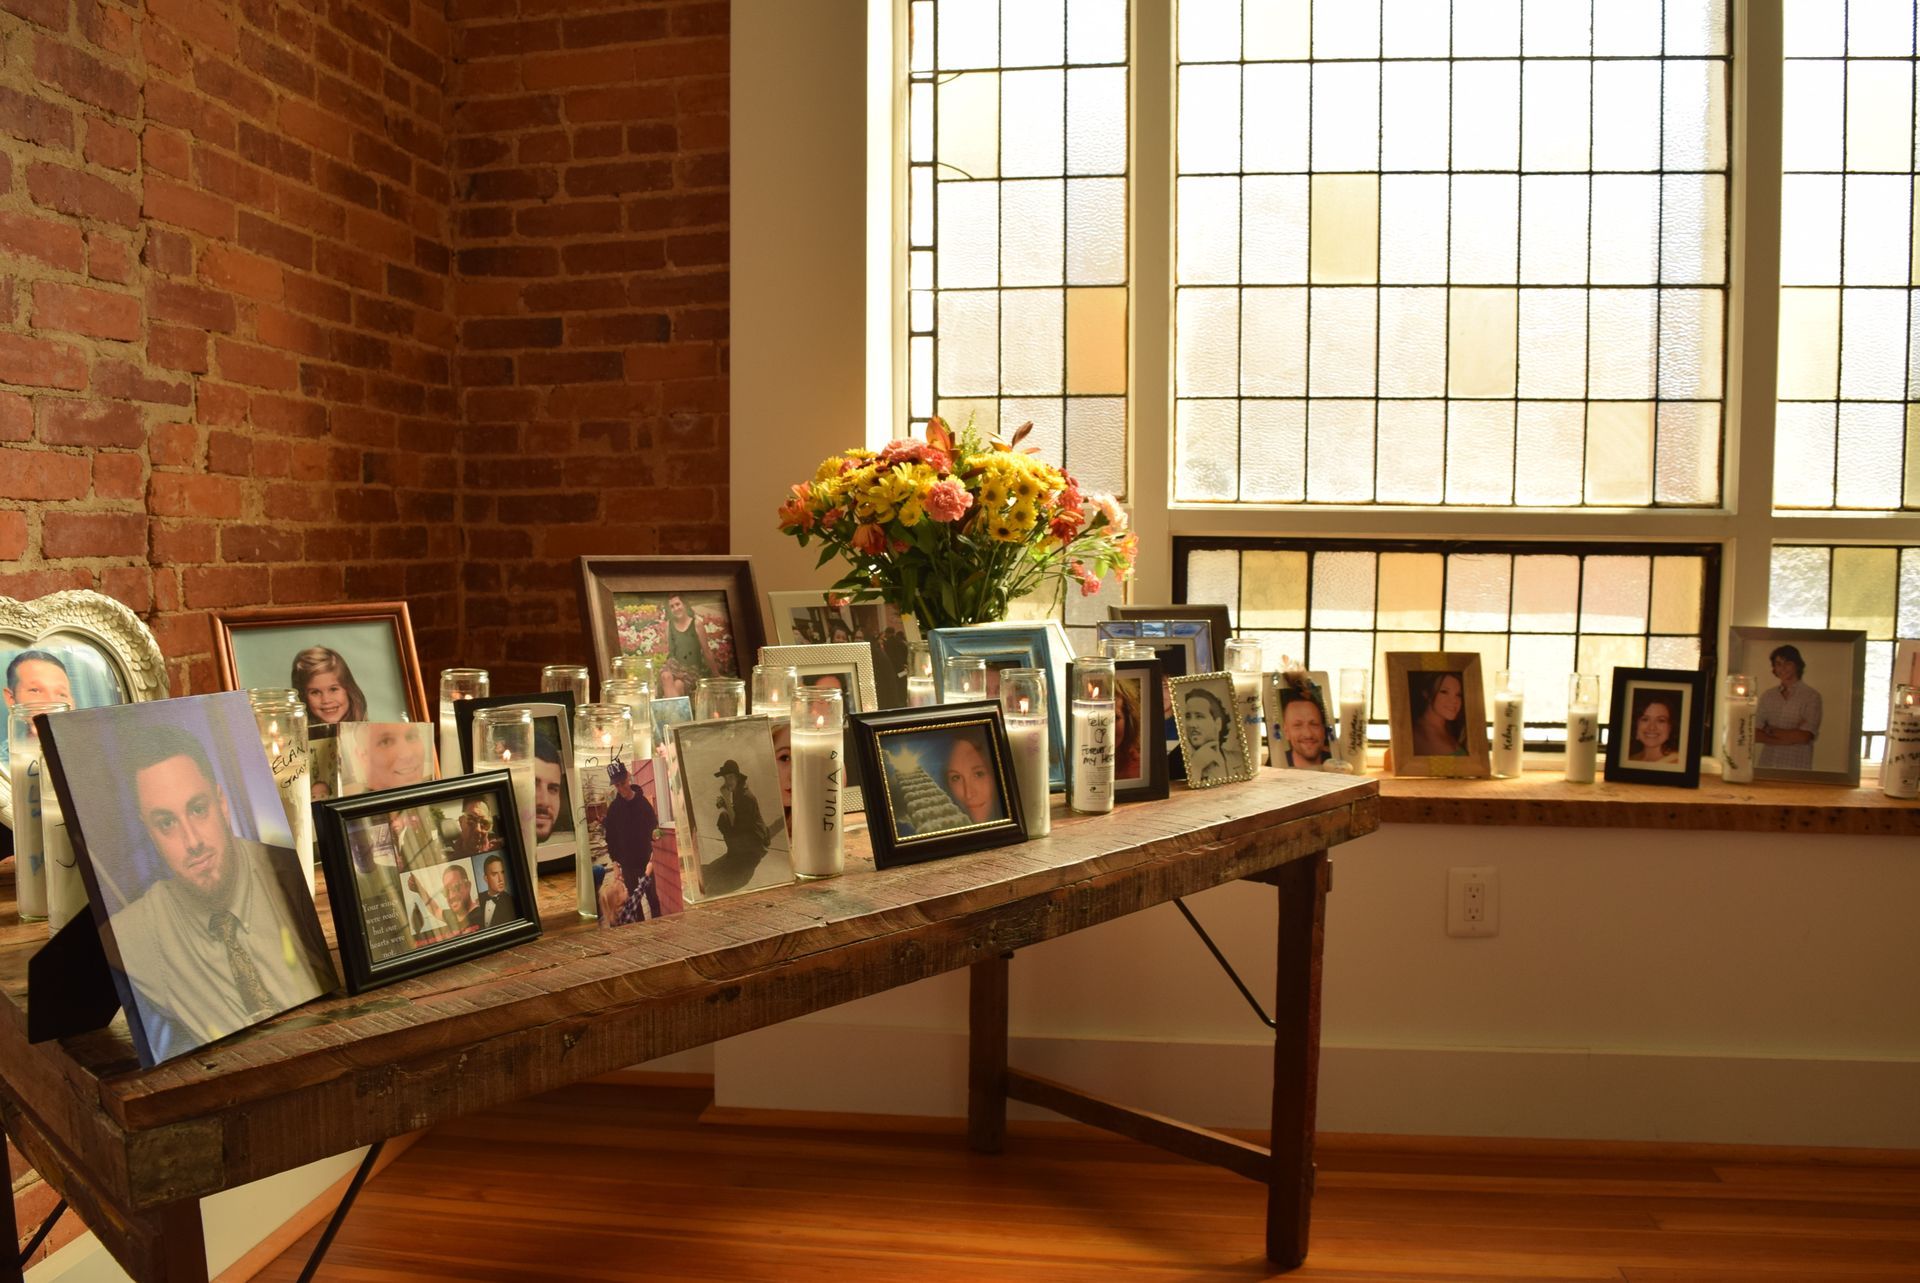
[850,701,1027,870]
[1603,667,1709,789]
[314,770,543,994]
[452,691,583,876]
[1075,657,1170,802]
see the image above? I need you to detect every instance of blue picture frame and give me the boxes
[927,621,1072,790]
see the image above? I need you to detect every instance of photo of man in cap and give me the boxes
[598,758,661,922]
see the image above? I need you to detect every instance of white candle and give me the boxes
[1005,715,1051,837]
[789,727,845,877]
[500,758,538,887]
[1723,695,1758,784]
[42,785,85,934]
[1070,700,1115,814]
[1492,694,1525,778]
[264,734,315,895]
[1565,705,1599,783]
[1231,672,1264,769]
[437,700,463,778]
[907,676,937,708]
[574,736,616,919]
[1338,697,1367,770]
[10,752,46,922]
[1883,688,1920,800]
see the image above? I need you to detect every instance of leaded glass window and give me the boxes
[1770,543,1920,758]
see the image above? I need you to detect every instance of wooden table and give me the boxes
[0,769,1378,1282]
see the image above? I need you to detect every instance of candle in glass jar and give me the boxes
[1337,669,1368,771]
[250,690,314,894]
[1225,639,1266,768]
[438,668,489,776]
[943,656,987,704]
[789,689,845,877]
[473,708,537,886]
[1070,698,1115,814]
[1000,669,1050,837]
[541,665,592,706]
[1491,670,1525,779]
[7,700,66,923]
[1565,673,1599,783]
[1882,685,1920,800]
[42,774,84,934]
[573,704,633,919]
[1721,673,1758,784]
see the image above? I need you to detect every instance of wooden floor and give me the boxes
[255,1083,1920,1283]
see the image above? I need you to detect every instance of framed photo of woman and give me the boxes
[850,702,1027,869]
[1727,627,1866,785]
[212,603,431,734]
[1603,667,1710,789]
[1384,653,1492,779]
[577,556,764,699]
[1083,655,1169,801]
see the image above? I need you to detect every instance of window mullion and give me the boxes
[1131,0,1176,600]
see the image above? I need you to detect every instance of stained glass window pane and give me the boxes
[1770,544,1920,760]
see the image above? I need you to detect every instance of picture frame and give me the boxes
[1078,656,1169,801]
[927,621,1073,789]
[667,714,795,902]
[577,556,765,699]
[1603,667,1710,789]
[37,691,338,1066]
[850,701,1027,869]
[451,692,589,875]
[314,769,543,994]
[1108,603,1233,669]
[589,752,684,927]
[759,641,878,811]
[1166,673,1259,789]
[1094,619,1209,780]
[767,591,922,709]
[1265,671,1336,771]
[1384,653,1493,779]
[211,602,431,736]
[1727,627,1868,785]
[2,588,169,831]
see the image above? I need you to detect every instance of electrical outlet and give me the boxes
[1446,866,1499,938]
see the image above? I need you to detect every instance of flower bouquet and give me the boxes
[776,417,1136,630]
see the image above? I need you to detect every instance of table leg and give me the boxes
[1266,852,1328,1268]
[127,1201,208,1283]
[3,1151,23,1283]
[967,952,1011,1154]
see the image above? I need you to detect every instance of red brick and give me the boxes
[98,565,153,614]
[633,36,726,82]
[149,280,238,332]
[563,159,670,198]
[93,360,193,406]
[149,472,246,519]
[237,121,313,181]
[562,84,673,123]
[517,201,621,237]
[149,0,238,55]
[42,511,147,559]
[183,564,270,609]
[145,80,238,148]
[455,245,558,277]
[519,350,621,384]
[0,211,85,273]
[462,316,561,349]
[32,281,141,342]
[193,53,276,121]
[0,392,30,442]
[148,324,208,373]
[215,338,299,390]
[27,161,139,228]
[0,85,74,148]
[144,176,236,238]
[85,118,138,172]
[0,448,90,499]
[0,0,64,34]
[239,28,315,97]
[221,522,302,562]
[560,237,665,273]
[452,94,561,134]
[0,334,88,390]
[0,510,25,560]
[91,451,143,499]
[87,233,134,284]
[463,166,556,202]
[37,397,144,447]
[272,564,345,603]
[206,428,252,474]
[199,243,284,302]
[143,227,194,277]
[148,421,199,467]
[352,130,414,185]
[151,518,217,564]
[255,306,328,357]
[522,47,635,91]
[561,9,668,48]
[251,392,328,437]
[36,36,140,117]
[279,99,353,159]
[459,18,558,58]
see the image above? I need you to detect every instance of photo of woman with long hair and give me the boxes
[1408,670,1468,757]
[1627,688,1683,767]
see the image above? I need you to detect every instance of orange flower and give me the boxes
[850,523,889,556]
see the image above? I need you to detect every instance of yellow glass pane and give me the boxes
[1447,288,1517,398]
[1240,549,1308,628]
[1912,179,1920,285]
[1907,407,1920,508]
[1309,175,1379,284]
[937,72,999,179]
[1066,287,1127,394]
[1378,553,1443,631]
[1577,634,1647,719]
[1374,633,1440,722]
[1585,401,1655,505]
[1440,634,1510,718]
[1830,546,1898,640]
[937,398,998,436]
[1776,288,1840,399]
[1649,556,1703,634]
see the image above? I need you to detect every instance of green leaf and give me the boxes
[815,543,838,570]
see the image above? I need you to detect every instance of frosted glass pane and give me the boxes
[1311,62,1380,172]
[1909,296,1920,399]
[911,249,933,290]
[911,0,934,71]
[1375,402,1446,503]
[1659,288,1724,400]
[911,166,934,244]
[1177,176,1240,285]
[1448,287,1519,398]
[1513,403,1586,505]
[1185,551,1241,624]
[1587,289,1658,397]
[1309,630,1380,714]
[910,83,933,162]
[1380,175,1450,284]
[1307,400,1376,501]
[1839,288,1908,399]
[1518,289,1588,398]
[1454,0,1520,57]
[1509,634,1577,722]
[1779,175,1843,286]
[1380,0,1449,57]
[1447,553,1513,631]
[911,289,934,332]
[938,0,997,69]
[1512,555,1580,631]
[1843,176,1912,286]
[1835,403,1905,508]
[1650,557,1704,634]
[1849,0,1916,54]
[1772,404,1838,508]
[1584,401,1655,506]
[940,396,999,439]
[937,292,998,395]
[1846,60,1914,172]
[1378,553,1444,631]
[1065,286,1127,393]
[1312,0,1380,58]
[1000,289,1064,395]
[1310,175,1380,284]
[1378,288,1447,397]
[1244,0,1311,60]
[1242,550,1309,628]
[1579,635,1646,714]
[1451,175,1520,284]
[1654,403,1722,505]
[1863,640,1893,747]
[938,74,999,179]
[1661,61,1727,172]
[1381,63,1451,173]
[1782,0,1845,57]
[1526,0,1591,55]
[1175,400,1238,500]
[1001,180,1064,286]
[1901,549,1920,635]
[1239,401,1307,501]
[1580,555,1652,634]
[1068,0,1126,63]
[1591,62,1663,171]
[1312,551,1378,629]
[1910,407,1920,508]
[1665,0,1728,56]
[1661,174,1726,285]
[1521,176,1590,284]
[1179,0,1240,62]
[1769,545,1832,627]
[1242,176,1310,283]
[1177,289,1239,397]
[1831,546,1899,639]
[1003,72,1065,177]
[1004,397,1063,467]
[1646,635,1701,670]
[1522,62,1591,172]
[1243,65,1311,173]
[1775,289,1841,399]
[1308,289,1377,396]
[1240,288,1307,396]
[1445,404,1516,504]
[1067,68,1127,175]
[1000,0,1062,66]
[1590,175,1661,283]
[909,335,933,416]
[1066,178,1126,285]
[1066,397,1126,496]
[1452,61,1521,171]
[1179,65,1242,175]
[1782,60,1845,173]
[939,183,999,288]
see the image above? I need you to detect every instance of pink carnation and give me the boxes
[924,479,974,523]
[878,439,953,473]
[1070,559,1102,597]
[1092,493,1127,529]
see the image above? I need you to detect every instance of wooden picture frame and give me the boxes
[1166,673,1259,789]
[1727,627,1867,786]
[451,692,589,875]
[1109,603,1233,669]
[212,602,431,730]
[1384,653,1492,779]
[1603,667,1710,789]
[1078,656,1169,802]
[315,769,542,994]
[851,701,1027,869]
[766,590,922,709]
[927,621,1072,790]
[577,556,764,700]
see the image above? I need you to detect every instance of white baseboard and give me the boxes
[715,1021,1920,1149]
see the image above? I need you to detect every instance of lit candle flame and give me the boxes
[1017,696,1031,714]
